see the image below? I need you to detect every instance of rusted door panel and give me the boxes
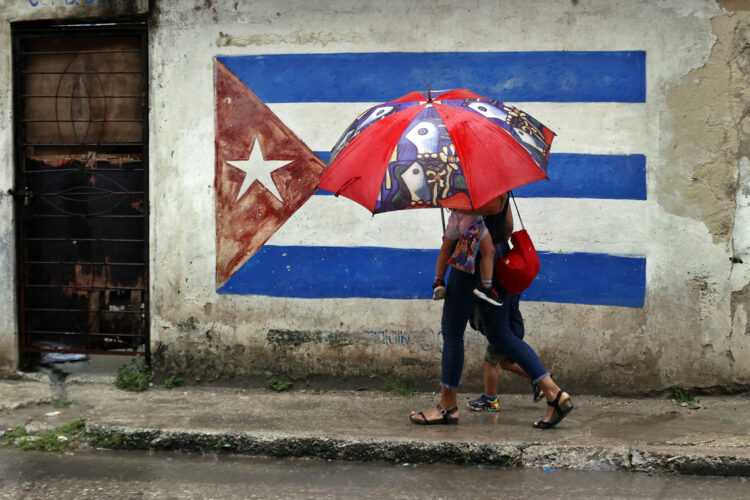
[13,21,148,357]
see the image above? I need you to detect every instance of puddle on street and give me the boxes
[0,448,747,499]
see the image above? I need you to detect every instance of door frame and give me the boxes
[11,15,151,367]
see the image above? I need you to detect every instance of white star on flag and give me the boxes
[227,137,289,203]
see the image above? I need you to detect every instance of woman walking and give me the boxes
[409,194,573,428]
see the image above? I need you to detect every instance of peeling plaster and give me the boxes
[217,30,365,48]
[718,0,750,12]
[658,0,727,17]
[732,298,748,336]
[661,12,750,244]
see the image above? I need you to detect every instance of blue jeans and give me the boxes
[440,263,549,390]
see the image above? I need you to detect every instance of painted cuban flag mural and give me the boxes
[214,52,647,308]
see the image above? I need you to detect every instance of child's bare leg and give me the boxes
[484,361,500,397]
[435,236,457,280]
[472,232,502,306]
[478,233,495,286]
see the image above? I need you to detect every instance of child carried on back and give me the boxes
[432,209,502,306]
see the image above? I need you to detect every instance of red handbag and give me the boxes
[495,193,540,295]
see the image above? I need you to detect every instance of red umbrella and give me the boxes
[317,88,555,214]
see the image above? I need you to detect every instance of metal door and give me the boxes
[11,19,149,361]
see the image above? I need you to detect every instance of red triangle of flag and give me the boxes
[215,60,326,286]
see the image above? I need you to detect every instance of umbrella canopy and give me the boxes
[317,88,555,214]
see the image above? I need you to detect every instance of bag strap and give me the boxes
[509,191,525,231]
[440,207,446,236]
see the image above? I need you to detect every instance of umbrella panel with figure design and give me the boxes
[318,88,555,214]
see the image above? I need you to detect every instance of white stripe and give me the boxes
[268,102,647,156]
[267,195,647,257]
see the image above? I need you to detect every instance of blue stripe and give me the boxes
[316,151,331,164]
[525,252,645,308]
[514,153,647,200]
[218,51,646,103]
[218,245,646,308]
[315,153,647,200]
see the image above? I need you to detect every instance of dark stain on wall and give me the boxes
[267,329,322,348]
[266,329,353,349]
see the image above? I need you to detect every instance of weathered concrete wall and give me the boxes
[649,4,750,392]
[3,0,749,395]
[0,0,149,376]
[144,0,750,394]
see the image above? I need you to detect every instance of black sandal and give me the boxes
[531,381,544,403]
[533,390,573,429]
[410,404,459,425]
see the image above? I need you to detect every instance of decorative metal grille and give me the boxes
[12,20,149,359]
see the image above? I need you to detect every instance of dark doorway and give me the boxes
[11,19,149,364]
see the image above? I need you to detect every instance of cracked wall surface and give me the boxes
[655,7,750,389]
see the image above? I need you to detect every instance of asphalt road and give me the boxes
[0,448,748,499]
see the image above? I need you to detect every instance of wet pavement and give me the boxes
[2,367,750,477]
[1,447,748,499]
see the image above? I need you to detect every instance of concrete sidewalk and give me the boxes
[1,373,749,476]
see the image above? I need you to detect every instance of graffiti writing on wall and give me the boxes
[29,0,105,6]
[267,327,490,356]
